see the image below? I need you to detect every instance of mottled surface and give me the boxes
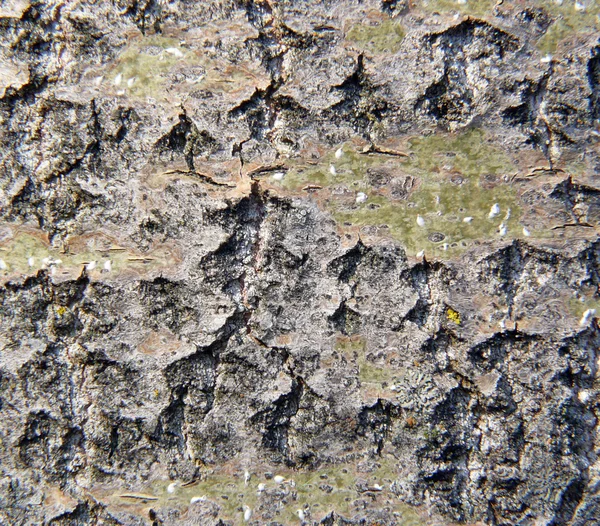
[1,1,600,525]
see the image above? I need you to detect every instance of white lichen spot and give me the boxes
[498,223,508,236]
[0,259,6,270]
[274,475,285,484]
[356,192,368,204]
[167,482,177,494]
[257,483,266,493]
[94,75,103,86]
[335,147,343,159]
[442,243,449,251]
[28,257,35,267]
[114,73,122,87]
[456,0,467,4]
[523,227,531,237]
[541,54,553,63]
[579,308,596,326]
[574,1,586,12]
[244,470,251,485]
[499,320,506,330]
[297,509,306,521]
[103,260,112,272]
[272,172,285,181]
[190,496,206,504]
[165,47,184,58]
[489,203,500,219]
[416,215,425,227]
[243,505,252,522]
[504,208,511,220]
[127,77,136,87]
[578,389,592,404]
[116,89,126,96]
[416,250,425,258]
[329,165,337,176]
[463,216,473,223]
[86,261,97,272]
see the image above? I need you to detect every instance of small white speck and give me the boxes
[356,192,368,204]
[190,496,206,504]
[457,0,467,4]
[578,390,592,403]
[416,215,425,227]
[541,54,553,63]
[523,227,531,237]
[442,243,449,251]
[575,1,586,12]
[499,320,506,330]
[104,260,112,272]
[127,77,136,87]
[329,165,337,176]
[489,203,500,219]
[114,73,122,86]
[257,483,266,493]
[416,250,425,258]
[498,223,508,236]
[165,47,184,58]
[0,259,6,270]
[86,261,97,272]
[463,216,473,223]
[243,505,252,522]
[116,89,126,96]
[28,257,35,267]
[335,147,343,159]
[504,208,511,220]
[372,484,383,491]
[272,172,284,181]
[94,75,103,86]
[435,195,440,205]
[297,509,306,521]
[244,470,251,485]
[274,475,285,484]
[167,482,177,494]
[580,308,596,326]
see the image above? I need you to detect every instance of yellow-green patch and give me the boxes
[277,129,526,256]
[0,231,175,277]
[345,20,405,54]
[536,0,600,54]
[129,457,426,524]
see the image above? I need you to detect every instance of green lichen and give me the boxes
[345,20,405,54]
[536,0,600,54]
[568,295,600,321]
[104,36,262,99]
[110,36,186,98]
[278,129,524,256]
[335,336,397,389]
[0,231,174,277]
[119,456,426,525]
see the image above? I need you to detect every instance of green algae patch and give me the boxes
[110,457,426,525]
[335,336,398,391]
[346,19,405,54]
[536,1,600,54]
[109,36,189,98]
[279,129,522,256]
[102,35,267,100]
[0,229,178,279]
